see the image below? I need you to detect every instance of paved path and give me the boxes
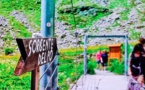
[70,70,129,90]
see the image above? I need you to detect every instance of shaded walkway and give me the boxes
[71,70,129,90]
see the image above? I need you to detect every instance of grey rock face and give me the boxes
[32,33,42,38]
[0,16,9,26]
[54,7,132,48]
[0,16,10,48]
[92,0,109,6]
[1,3,145,50]
[0,15,18,51]
[136,3,145,13]
[10,10,35,32]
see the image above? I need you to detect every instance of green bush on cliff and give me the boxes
[4,48,14,55]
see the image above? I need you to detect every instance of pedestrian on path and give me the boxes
[101,50,108,71]
[139,38,145,82]
[96,50,102,70]
[128,38,145,90]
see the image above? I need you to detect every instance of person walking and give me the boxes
[128,40,144,90]
[101,50,108,71]
[96,50,102,70]
[138,38,145,82]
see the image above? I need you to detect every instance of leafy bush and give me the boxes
[107,59,124,74]
[4,48,14,55]
[87,59,96,74]
[121,43,134,56]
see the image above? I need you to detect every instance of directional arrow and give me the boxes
[14,38,58,76]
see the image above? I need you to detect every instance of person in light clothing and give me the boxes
[96,50,102,70]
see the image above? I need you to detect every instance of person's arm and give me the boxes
[100,57,102,63]
[128,66,132,76]
[100,55,103,63]
[128,53,132,75]
[95,53,98,60]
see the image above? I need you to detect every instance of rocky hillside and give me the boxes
[55,0,145,48]
[0,0,145,53]
[0,0,40,54]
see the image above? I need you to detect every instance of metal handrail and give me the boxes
[39,55,58,81]
[44,66,58,90]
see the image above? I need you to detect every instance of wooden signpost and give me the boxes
[108,44,122,65]
[14,38,58,90]
[14,38,57,76]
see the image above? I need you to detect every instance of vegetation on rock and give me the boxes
[0,0,145,90]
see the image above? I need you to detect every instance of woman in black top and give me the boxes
[130,44,143,77]
[128,38,145,89]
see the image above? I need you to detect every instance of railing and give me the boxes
[39,52,59,90]
[39,54,58,90]
[83,34,128,75]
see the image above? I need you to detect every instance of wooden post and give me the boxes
[31,68,39,90]
[14,38,58,90]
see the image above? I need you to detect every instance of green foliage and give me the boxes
[0,58,31,89]
[60,49,83,56]
[140,16,145,22]
[58,2,111,29]
[107,59,124,74]
[87,45,109,54]
[1,43,134,89]
[0,0,139,89]
[23,10,41,30]
[60,45,109,56]
[19,29,32,37]
[0,0,38,38]
[59,0,99,7]
[3,32,13,41]
[4,48,14,55]
[121,43,134,56]
[9,16,32,38]
[130,29,141,39]
[0,0,40,11]
[87,59,96,74]
[112,20,119,27]
[109,0,129,9]
[58,55,83,90]
[58,12,110,29]
[120,9,130,20]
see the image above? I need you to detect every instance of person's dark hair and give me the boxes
[133,44,142,52]
[131,43,143,57]
[139,37,145,44]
